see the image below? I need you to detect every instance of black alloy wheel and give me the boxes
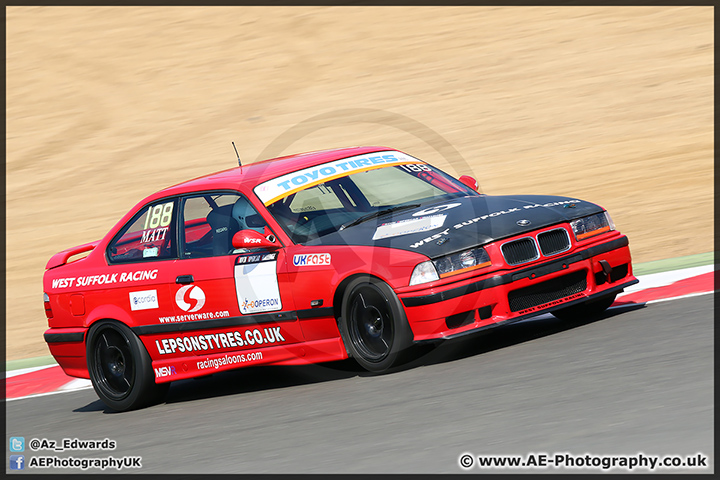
[341,277,412,372]
[93,327,134,400]
[86,320,168,412]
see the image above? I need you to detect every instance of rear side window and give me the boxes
[108,199,177,263]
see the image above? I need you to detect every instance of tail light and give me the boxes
[43,292,53,319]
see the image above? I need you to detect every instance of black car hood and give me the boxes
[303,194,605,258]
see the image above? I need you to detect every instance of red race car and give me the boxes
[43,146,637,411]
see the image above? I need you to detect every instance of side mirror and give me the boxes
[458,175,479,191]
[232,230,279,250]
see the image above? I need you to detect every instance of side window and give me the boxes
[108,199,176,263]
[181,193,267,258]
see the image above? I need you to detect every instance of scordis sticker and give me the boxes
[130,290,159,311]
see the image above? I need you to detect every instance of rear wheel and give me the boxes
[340,277,412,373]
[86,320,168,412]
[551,293,617,321]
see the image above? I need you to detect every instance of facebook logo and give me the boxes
[9,437,25,452]
[9,455,25,470]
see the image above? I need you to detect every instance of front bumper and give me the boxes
[399,236,637,341]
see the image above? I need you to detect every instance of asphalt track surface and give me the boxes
[6,295,713,474]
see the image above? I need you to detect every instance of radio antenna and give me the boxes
[232,142,242,167]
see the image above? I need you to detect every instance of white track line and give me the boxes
[6,384,94,402]
[642,290,713,304]
[619,265,714,296]
[58,378,94,391]
[4,363,58,379]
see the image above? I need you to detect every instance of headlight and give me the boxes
[409,261,439,286]
[570,211,615,241]
[409,247,492,286]
[434,247,491,278]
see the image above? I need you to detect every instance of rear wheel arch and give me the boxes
[84,304,135,329]
[85,318,168,411]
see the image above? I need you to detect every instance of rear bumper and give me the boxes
[399,236,637,341]
[44,327,89,379]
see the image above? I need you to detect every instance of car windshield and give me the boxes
[257,154,477,244]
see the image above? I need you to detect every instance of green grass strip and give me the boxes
[633,251,714,276]
[4,355,58,372]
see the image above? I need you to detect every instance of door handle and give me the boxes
[176,275,194,284]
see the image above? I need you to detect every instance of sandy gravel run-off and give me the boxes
[5,7,713,360]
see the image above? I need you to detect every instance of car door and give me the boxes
[163,191,303,353]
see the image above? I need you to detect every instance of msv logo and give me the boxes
[293,253,331,267]
[154,366,176,378]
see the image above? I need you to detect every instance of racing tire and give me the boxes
[551,293,617,321]
[340,276,413,373]
[86,320,169,412]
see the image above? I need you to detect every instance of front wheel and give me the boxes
[340,277,412,373]
[551,293,617,321]
[86,320,169,412]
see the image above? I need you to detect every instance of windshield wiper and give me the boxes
[339,204,421,231]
